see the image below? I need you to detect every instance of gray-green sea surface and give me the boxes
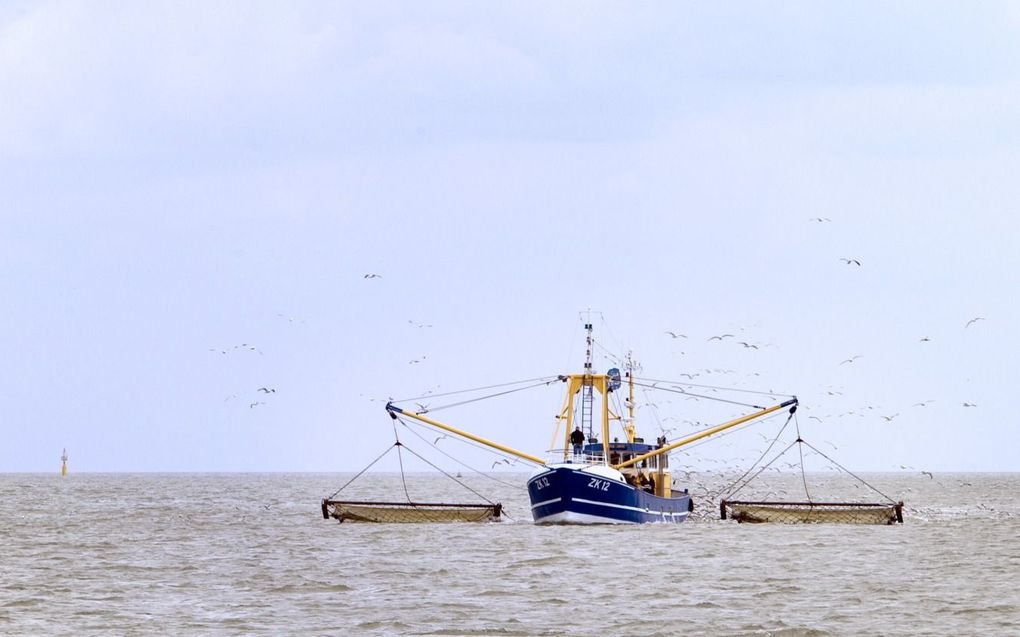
[2,471,1017,636]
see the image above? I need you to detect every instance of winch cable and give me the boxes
[630,380,770,410]
[792,419,899,504]
[636,376,796,400]
[720,409,798,499]
[716,412,898,505]
[326,444,396,500]
[392,376,560,405]
[591,338,624,368]
[396,414,527,472]
[665,408,790,459]
[395,417,516,520]
[794,415,812,501]
[395,416,524,490]
[392,422,414,505]
[399,377,563,414]
[722,440,799,502]
[638,384,667,436]
[394,436,507,511]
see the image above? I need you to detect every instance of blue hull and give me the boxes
[527,466,691,524]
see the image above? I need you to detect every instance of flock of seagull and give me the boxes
[662,311,986,421]
[650,248,989,484]
[361,265,986,487]
[209,336,281,409]
[355,270,1018,521]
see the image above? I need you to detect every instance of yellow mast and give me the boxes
[625,351,636,443]
[384,321,797,475]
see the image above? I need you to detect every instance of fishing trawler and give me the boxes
[386,322,798,525]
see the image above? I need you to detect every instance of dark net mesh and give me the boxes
[322,500,501,523]
[721,500,903,525]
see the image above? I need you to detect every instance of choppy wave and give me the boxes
[1,472,1018,635]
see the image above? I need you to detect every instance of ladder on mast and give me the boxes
[581,322,595,438]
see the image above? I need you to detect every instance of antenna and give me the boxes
[577,307,605,374]
[584,320,593,373]
[581,321,595,439]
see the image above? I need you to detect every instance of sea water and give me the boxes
[1,471,1017,636]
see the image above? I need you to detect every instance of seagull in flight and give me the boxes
[965,317,985,328]
[664,331,687,339]
[257,387,276,394]
[738,341,759,349]
[840,258,862,266]
[708,334,734,341]
[921,470,934,480]
[363,273,382,279]
[962,402,978,407]
[881,413,899,421]
[839,355,862,365]
[919,337,932,342]
[810,217,831,222]
[913,400,935,407]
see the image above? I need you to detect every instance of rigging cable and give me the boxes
[638,383,667,435]
[722,440,800,502]
[638,376,797,399]
[792,416,899,504]
[403,378,563,414]
[595,312,618,349]
[794,415,812,501]
[395,416,524,490]
[665,407,791,459]
[590,338,624,368]
[391,376,560,404]
[327,443,397,500]
[719,409,798,499]
[393,427,503,507]
[630,380,769,410]
[392,421,414,504]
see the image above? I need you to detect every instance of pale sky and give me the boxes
[3,2,1018,472]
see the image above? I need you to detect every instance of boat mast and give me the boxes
[624,350,636,444]
[580,321,595,443]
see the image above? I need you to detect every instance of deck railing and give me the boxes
[545,449,605,465]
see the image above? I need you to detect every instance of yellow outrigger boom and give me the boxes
[386,395,797,470]
[386,403,546,466]
[379,321,807,525]
[613,397,798,469]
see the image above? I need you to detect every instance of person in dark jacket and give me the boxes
[570,427,585,455]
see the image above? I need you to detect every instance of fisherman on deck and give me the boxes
[571,427,585,456]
